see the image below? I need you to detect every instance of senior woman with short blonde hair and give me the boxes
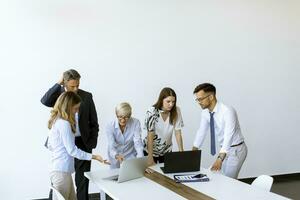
[106,102,144,168]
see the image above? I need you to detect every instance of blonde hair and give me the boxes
[115,102,132,117]
[48,91,81,133]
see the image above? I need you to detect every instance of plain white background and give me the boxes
[0,1,299,199]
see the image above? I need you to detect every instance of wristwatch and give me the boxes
[217,155,225,162]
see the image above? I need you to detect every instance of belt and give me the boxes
[230,141,244,147]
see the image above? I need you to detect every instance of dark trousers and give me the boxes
[143,151,165,163]
[75,137,92,200]
[49,137,92,200]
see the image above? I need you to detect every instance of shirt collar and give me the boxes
[158,109,165,113]
[114,119,119,129]
[114,118,132,129]
[211,101,221,113]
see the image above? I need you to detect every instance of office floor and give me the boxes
[239,177,300,200]
[271,179,300,199]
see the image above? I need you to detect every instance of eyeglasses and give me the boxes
[195,94,211,102]
[117,116,130,120]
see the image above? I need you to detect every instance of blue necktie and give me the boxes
[210,112,216,156]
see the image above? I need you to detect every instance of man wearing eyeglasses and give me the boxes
[192,83,247,179]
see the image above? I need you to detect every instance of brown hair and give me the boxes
[48,91,82,133]
[153,87,178,125]
[193,83,216,95]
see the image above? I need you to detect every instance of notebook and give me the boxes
[173,173,209,183]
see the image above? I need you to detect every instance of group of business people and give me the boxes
[41,69,248,200]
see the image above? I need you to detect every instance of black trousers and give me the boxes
[74,137,92,200]
[49,137,92,200]
[143,151,165,163]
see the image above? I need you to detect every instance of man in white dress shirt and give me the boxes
[192,83,247,179]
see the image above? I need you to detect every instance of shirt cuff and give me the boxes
[55,83,63,88]
[110,150,118,159]
[193,142,200,148]
[219,147,228,154]
[87,153,93,160]
[137,149,144,158]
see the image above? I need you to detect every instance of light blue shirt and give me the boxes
[106,117,144,169]
[48,118,92,173]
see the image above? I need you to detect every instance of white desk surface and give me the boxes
[85,164,290,200]
[150,164,290,200]
[84,167,184,200]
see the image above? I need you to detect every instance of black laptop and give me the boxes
[160,150,201,173]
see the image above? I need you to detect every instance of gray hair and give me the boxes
[115,102,132,117]
[63,69,81,82]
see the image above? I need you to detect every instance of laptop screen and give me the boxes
[162,150,201,173]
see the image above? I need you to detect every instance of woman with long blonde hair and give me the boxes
[47,91,108,200]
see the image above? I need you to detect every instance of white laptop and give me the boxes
[103,157,148,183]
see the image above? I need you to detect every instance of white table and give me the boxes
[150,165,290,200]
[84,167,184,200]
[84,164,290,200]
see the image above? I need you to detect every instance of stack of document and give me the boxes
[173,173,209,183]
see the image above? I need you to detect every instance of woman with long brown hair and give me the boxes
[47,91,108,200]
[143,87,184,166]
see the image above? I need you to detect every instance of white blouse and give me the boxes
[143,106,184,157]
[48,118,92,173]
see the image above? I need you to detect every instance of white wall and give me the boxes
[0,0,299,199]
